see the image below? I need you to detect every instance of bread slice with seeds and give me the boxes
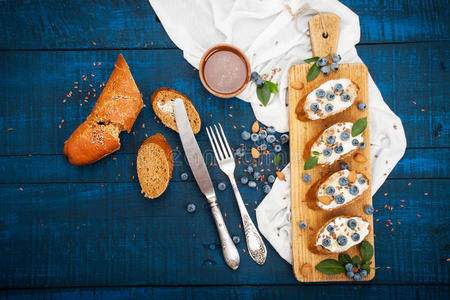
[137,134,173,199]
[151,87,201,134]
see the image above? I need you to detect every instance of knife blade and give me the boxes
[173,98,240,270]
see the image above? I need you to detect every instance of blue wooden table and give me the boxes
[0,1,448,299]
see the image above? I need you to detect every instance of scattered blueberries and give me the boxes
[326,225,335,232]
[259,143,267,151]
[250,72,259,82]
[339,177,349,186]
[316,89,326,98]
[347,218,357,229]
[326,135,336,145]
[266,134,276,143]
[332,54,341,63]
[335,194,345,204]
[321,65,330,75]
[334,145,344,154]
[253,171,261,180]
[318,57,327,66]
[340,162,349,170]
[240,176,249,185]
[364,205,374,215]
[218,182,226,191]
[186,203,196,213]
[326,186,336,195]
[310,102,320,112]
[359,142,366,149]
[353,273,362,281]
[247,165,254,174]
[358,177,366,184]
[341,93,351,102]
[274,144,282,152]
[325,103,334,112]
[346,271,355,278]
[266,126,276,134]
[299,221,307,229]
[256,78,265,88]
[323,147,332,157]
[330,62,339,71]
[251,133,259,142]
[326,91,335,101]
[337,235,348,246]
[268,175,276,183]
[345,263,353,272]
[241,131,251,140]
[180,172,189,181]
[349,185,359,195]
[280,134,289,144]
[248,181,257,188]
[358,102,367,111]
[322,238,331,247]
[232,235,241,244]
[360,270,368,277]
[351,232,360,242]
[259,129,268,139]
[302,174,311,183]
[235,147,245,157]
[263,184,271,194]
[334,83,343,94]
[352,139,360,146]
[340,131,350,141]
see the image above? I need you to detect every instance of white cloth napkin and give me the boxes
[149,0,407,264]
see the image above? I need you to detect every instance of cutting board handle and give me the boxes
[308,13,341,58]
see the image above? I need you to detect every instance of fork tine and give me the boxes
[206,126,222,161]
[207,126,224,161]
[214,124,229,158]
[218,123,233,157]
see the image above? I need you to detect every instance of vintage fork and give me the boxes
[206,123,267,265]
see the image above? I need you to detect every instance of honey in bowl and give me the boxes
[199,44,250,98]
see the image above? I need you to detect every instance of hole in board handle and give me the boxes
[322,32,328,39]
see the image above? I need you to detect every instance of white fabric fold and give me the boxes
[149,0,407,264]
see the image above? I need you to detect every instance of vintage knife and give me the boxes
[173,98,240,270]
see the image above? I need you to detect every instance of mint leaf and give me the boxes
[256,84,271,106]
[352,117,368,137]
[316,259,345,275]
[304,57,319,64]
[352,255,362,266]
[338,254,352,265]
[304,156,319,170]
[360,240,374,262]
[307,63,320,82]
[312,151,321,156]
[274,153,281,165]
[264,80,279,93]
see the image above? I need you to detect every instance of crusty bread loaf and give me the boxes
[137,134,173,199]
[64,54,143,166]
[151,87,201,134]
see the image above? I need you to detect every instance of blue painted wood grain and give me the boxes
[0,179,448,287]
[0,0,448,50]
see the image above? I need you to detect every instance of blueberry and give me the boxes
[326,186,336,195]
[266,134,276,143]
[268,175,276,183]
[241,131,251,140]
[351,232,360,242]
[327,225,335,232]
[302,174,311,183]
[323,147,332,157]
[251,133,259,142]
[326,136,336,144]
[256,78,264,88]
[310,102,320,112]
[253,171,261,180]
[259,129,268,139]
[232,235,241,244]
[248,181,257,188]
[364,205,374,215]
[358,102,367,111]
[266,126,276,134]
[186,203,196,213]
[218,182,226,191]
[332,54,341,63]
[334,83,343,93]
[353,273,362,281]
[280,134,289,144]
[340,162,349,170]
[352,139,359,146]
[235,147,245,157]
[339,177,349,186]
[345,263,353,272]
[274,145,282,152]
[337,235,348,246]
[263,184,272,194]
[349,185,359,195]
[334,145,344,154]
[359,142,366,149]
[180,173,189,181]
[322,238,331,247]
[316,89,326,98]
[259,143,267,151]
[358,177,366,184]
[240,176,249,185]
[341,93,351,102]
[335,194,345,204]
[299,221,307,229]
[325,103,334,112]
[250,71,259,82]
[360,270,368,277]
[347,219,357,229]
[321,66,330,75]
[326,91,335,101]
[330,62,339,71]
[346,271,355,278]
[318,57,327,66]
[247,165,254,173]
[340,131,350,141]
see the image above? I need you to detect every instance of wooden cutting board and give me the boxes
[289,14,375,282]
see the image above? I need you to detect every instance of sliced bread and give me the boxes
[151,87,201,134]
[137,134,173,199]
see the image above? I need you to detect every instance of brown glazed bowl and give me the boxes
[199,44,251,98]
